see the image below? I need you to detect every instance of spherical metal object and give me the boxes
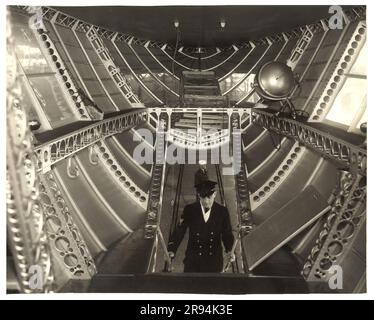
[254,61,296,100]
[28,119,41,131]
[360,122,367,134]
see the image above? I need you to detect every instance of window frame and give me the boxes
[323,41,367,136]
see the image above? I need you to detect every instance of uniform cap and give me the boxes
[196,180,217,198]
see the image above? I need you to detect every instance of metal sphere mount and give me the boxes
[254,61,296,100]
[253,61,305,120]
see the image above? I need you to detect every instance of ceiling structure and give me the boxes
[54,6,353,47]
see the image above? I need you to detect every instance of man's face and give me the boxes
[199,191,216,209]
[200,164,207,171]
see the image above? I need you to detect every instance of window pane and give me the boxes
[325,77,366,126]
[349,42,367,76]
[28,75,75,125]
[11,12,52,74]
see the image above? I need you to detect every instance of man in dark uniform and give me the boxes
[194,160,208,187]
[194,160,208,202]
[168,180,235,273]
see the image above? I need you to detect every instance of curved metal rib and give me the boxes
[218,44,256,82]
[144,43,180,81]
[161,46,196,71]
[179,47,222,60]
[222,43,273,95]
[201,45,239,72]
[127,38,179,97]
[112,35,164,105]
[75,155,133,233]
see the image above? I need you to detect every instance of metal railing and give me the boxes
[252,109,366,176]
[34,109,147,173]
[302,171,366,282]
[144,114,169,239]
[86,27,141,105]
[231,114,253,229]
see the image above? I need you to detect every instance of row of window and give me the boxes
[222,40,367,136]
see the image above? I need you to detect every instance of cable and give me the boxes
[171,28,181,77]
[252,114,282,151]
[268,127,282,151]
[215,164,226,206]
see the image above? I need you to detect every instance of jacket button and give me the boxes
[210,239,213,242]
[199,253,202,256]
[199,246,202,248]
[196,233,200,236]
[211,232,214,235]
[209,245,212,248]
[209,252,213,256]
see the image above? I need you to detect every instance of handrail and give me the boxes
[169,165,184,237]
[222,233,240,273]
[144,115,169,239]
[215,164,226,206]
[164,164,184,272]
[157,226,172,271]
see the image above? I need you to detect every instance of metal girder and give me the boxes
[15,5,365,54]
[144,114,168,239]
[168,128,230,150]
[39,173,97,283]
[86,27,140,105]
[231,113,253,232]
[7,20,55,292]
[34,109,148,173]
[302,171,366,282]
[252,110,366,176]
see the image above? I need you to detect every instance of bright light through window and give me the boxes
[349,42,367,75]
[325,39,367,132]
[220,73,256,102]
[356,101,367,129]
[325,77,366,126]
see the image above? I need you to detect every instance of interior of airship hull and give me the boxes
[6,5,366,294]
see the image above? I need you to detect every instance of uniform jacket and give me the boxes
[168,201,234,272]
